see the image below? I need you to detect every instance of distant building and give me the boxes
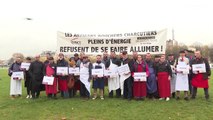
[166,29,178,48]
[166,39,178,48]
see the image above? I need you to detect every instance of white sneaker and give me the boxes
[159,98,164,100]
[92,97,97,100]
[166,97,170,101]
[100,97,104,100]
[30,95,32,99]
[26,95,30,99]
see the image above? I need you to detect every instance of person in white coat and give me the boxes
[79,55,92,99]
[175,51,190,101]
[8,57,23,99]
[105,51,121,98]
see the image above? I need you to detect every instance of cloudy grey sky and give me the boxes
[0,0,212,59]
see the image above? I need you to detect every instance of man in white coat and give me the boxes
[175,51,190,101]
[105,51,121,98]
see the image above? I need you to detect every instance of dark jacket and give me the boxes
[155,61,172,77]
[190,57,211,80]
[105,57,121,68]
[8,62,22,76]
[56,59,69,80]
[28,60,44,84]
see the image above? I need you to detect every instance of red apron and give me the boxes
[133,81,147,97]
[45,65,57,94]
[58,78,68,91]
[191,73,209,88]
[157,72,171,98]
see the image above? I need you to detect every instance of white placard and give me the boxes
[176,65,189,74]
[104,69,113,76]
[134,72,147,81]
[117,64,130,75]
[69,67,80,75]
[56,67,68,75]
[12,71,24,80]
[92,69,104,77]
[21,62,31,70]
[42,76,54,85]
[192,64,206,73]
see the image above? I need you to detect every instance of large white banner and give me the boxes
[57,29,167,54]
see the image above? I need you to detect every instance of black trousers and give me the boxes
[25,79,32,95]
[188,74,192,94]
[192,87,209,97]
[109,88,121,97]
[68,88,75,98]
[80,82,90,97]
[31,84,41,98]
[123,77,133,99]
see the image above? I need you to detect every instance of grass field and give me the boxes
[0,69,212,120]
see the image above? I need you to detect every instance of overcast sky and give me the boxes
[0,0,212,59]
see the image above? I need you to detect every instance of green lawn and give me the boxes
[0,68,212,120]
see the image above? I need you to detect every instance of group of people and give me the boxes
[8,50,211,101]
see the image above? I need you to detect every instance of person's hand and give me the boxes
[168,76,171,81]
[156,77,158,81]
[193,71,198,74]
[124,72,130,75]
[20,68,25,71]
[93,75,97,79]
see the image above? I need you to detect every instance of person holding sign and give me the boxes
[79,55,93,99]
[29,55,45,99]
[44,57,57,99]
[92,55,105,100]
[56,53,69,98]
[24,57,32,99]
[175,51,190,101]
[105,51,121,98]
[145,53,158,99]
[131,55,149,100]
[8,57,23,98]
[120,51,132,101]
[156,55,172,101]
[72,53,82,96]
[191,50,211,100]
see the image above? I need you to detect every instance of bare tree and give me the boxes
[209,45,213,63]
